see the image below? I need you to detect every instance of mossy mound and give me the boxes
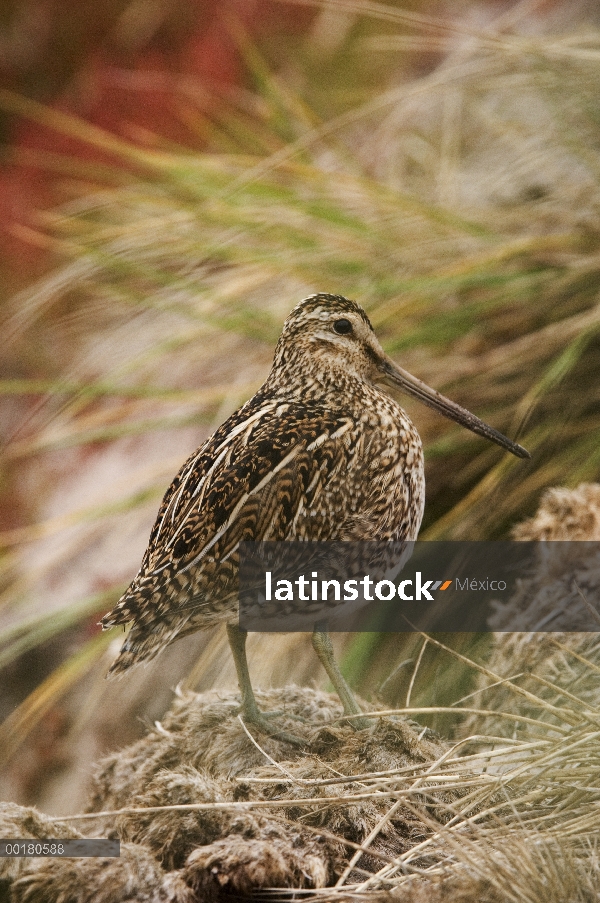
[88,685,448,894]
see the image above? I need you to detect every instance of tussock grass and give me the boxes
[3,675,599,900]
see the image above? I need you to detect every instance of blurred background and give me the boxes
[1,0,600,815]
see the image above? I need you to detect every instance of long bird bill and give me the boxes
[379,358,530,459]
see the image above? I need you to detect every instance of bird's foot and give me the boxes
[259,709,308,724]
[238,703,306,747]
[338,712,372,731]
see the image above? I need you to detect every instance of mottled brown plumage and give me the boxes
[102,294,528,740]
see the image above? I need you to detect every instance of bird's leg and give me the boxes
[312,625,370,730]
[226,623,304,746]
[226,623,262,721]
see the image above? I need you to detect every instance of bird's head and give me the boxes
[272,293,530,460]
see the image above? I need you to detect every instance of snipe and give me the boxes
[101,294,528,744]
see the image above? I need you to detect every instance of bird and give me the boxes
[101,293,529,743]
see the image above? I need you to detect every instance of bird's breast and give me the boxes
[321,391,425,543]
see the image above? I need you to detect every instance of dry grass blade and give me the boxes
[0,633,111,768]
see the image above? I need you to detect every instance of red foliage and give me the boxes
[0,0,315,278]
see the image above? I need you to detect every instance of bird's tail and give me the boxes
[104,610,191,679]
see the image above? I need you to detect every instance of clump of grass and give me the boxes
[0,4,599,828]
[4,675,600,901]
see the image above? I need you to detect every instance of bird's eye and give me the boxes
[333,318,353,335]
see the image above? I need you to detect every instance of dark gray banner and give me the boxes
[0,839,120,857]
[238,541,600,632]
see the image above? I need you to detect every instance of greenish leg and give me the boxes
[226,623,304,746]
[312,626,370,730]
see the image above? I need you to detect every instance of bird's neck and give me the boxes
[263,360,382,410]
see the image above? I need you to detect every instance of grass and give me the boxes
[0,6,600,893]
[42,669,600,900]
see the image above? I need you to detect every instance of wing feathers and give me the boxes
[101,400,356,641]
